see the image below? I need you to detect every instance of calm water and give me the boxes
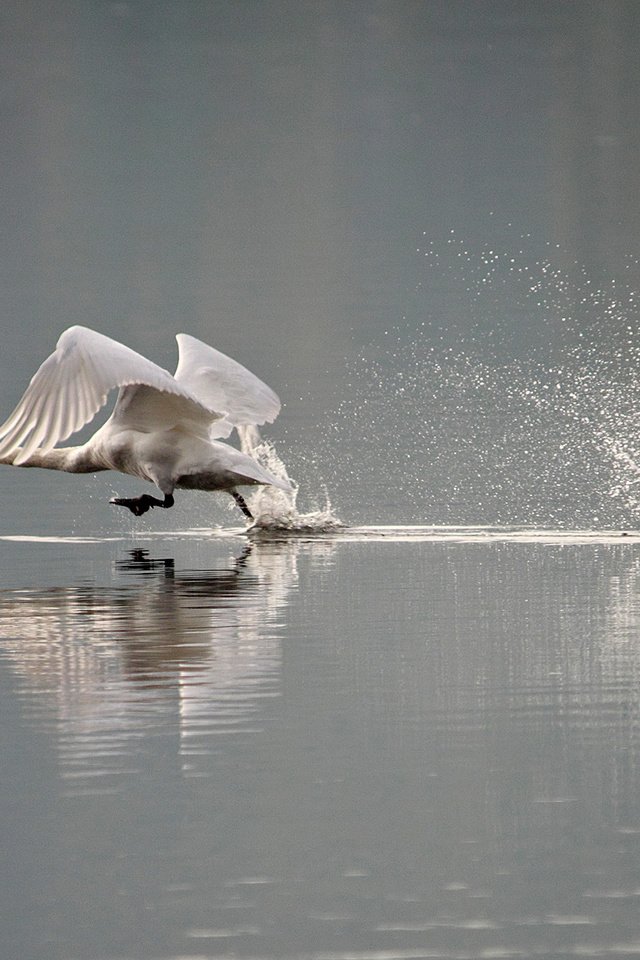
[3,2,640,958]
[2,529,640,959]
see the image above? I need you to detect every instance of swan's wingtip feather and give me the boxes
[13,448,34,466]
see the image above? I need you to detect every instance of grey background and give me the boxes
[1,0,639,532]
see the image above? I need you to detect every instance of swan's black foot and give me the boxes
[231,490,253,521]
[110,493,174,517]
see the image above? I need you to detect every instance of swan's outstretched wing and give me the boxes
[174,334,281,439]
[0,326,222,465]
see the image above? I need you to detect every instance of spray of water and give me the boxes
[298,229,640,528]
[238,425,344,533]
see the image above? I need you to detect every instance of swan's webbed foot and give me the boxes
[110,493,174,516]
[231,490,253,521]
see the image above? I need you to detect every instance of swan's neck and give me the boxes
[1,445,106,473]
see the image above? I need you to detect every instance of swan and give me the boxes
[0,325,292,521]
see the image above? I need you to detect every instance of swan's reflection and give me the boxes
[0,540,311,787]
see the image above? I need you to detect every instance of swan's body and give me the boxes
[0,326,292,521]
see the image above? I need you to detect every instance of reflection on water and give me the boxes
[2,537,640,958]
[0,541,301,794]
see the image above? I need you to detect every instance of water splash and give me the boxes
[602,436,640,515]
[300,229,640,527]
[238,425,344,533]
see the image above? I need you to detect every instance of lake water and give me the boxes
[3,528,640,960]
[3,1,640,958]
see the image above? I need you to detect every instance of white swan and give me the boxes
[0,325,292,521]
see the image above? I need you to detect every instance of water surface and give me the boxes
[2,529,640,959]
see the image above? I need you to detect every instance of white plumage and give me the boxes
[0,326,291,521]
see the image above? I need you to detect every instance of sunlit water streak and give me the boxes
[3,525,640,545]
